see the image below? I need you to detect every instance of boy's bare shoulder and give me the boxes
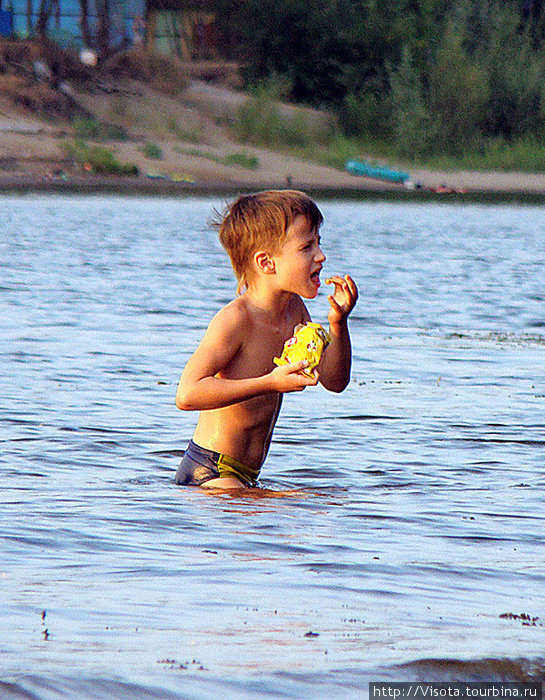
[204,296,252,339]
[206,294,309,341]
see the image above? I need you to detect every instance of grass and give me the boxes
[284,129,545,175]
[167,118,206,144]
[72,117,101,139]
[142,142,163,159]
[63,140,138,176]
[419,137,545,173]
[231,85,334,148]
[222,152,259,169]
[72,116,129,142]
[175,146,259,170]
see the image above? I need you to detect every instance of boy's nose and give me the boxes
[316,246,326,262]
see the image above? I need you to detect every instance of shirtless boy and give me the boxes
[175,190,358,489]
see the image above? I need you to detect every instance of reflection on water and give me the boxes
[1,195,544,698]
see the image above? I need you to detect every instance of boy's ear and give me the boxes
[254,251,276,274]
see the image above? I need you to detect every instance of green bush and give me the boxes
[63,141,139,176]
[283,112,316,147]
[388,48,434,159]
[234,90,283,144]
[167,119,204,144]
[72,117,101,139]
[232,76,335,148]
[101,123,129,141]
[222,152,259,169]
[473,136,545,172]
[338,92,392,138]
[483,37,545,139]
[142,142,163,159]
[427,26,489,154]
[72,116,129,142]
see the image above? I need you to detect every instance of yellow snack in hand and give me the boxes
[273,322,331,378]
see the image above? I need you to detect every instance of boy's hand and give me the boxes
[269,360,318,393]
[326,275,358,326]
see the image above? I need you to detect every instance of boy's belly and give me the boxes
[192,393,281,470]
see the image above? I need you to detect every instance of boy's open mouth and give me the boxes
[311,269,321,285]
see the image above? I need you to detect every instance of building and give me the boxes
[146,0,218,60]
[2,1,218,60]
[5,1,142,48]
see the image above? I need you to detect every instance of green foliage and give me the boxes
[233,81,331,147]
[388,48,433,158]
[72,116,129,142]
[142,142,163,159]
[338,93,392,138]
[427,25,489,153]
[73,117,101,139]
[63,141,139,176]
[301,132,369,170]
[222,152,259,169]
[175,146,260,170]
[234,86,283,144]
[215,0,545,165]
[421,135,545,172]
[481,28,545,138]
[167,119,205,144]
[483,136,545,172]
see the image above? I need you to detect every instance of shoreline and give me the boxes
[2,172,545,204]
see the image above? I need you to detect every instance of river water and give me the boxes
[1,195,544,699]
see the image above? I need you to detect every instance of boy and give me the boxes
[175,190,358,489]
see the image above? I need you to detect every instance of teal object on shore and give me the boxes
[345,159,409,183]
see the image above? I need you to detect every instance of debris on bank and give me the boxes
[345,158,410,184]
[345,158,467,195]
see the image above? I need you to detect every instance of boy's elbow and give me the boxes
[321,374,350,393]
[175,395,188,411]
[175,386,195,411]
[326,381,348,393]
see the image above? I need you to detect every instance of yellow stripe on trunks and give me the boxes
[217,453,260,486]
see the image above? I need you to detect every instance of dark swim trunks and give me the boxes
[174,440,260,487]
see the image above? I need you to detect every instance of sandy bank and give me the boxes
[2,168,545,204]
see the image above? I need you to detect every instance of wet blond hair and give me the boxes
[215,190,323,294]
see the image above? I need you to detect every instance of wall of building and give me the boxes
[146,9,217,61]
[1,2,219,61]
[6,0,146,50]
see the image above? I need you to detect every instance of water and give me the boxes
[1,195,544,699]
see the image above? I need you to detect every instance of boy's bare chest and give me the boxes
[245,326,291,373]
[226,319,299,378]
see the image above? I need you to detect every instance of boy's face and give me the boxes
[271,215,326,299]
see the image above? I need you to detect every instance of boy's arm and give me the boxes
[176,305,317,411]
[318,275,358,393]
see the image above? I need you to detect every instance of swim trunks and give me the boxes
[174,440,260,487]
